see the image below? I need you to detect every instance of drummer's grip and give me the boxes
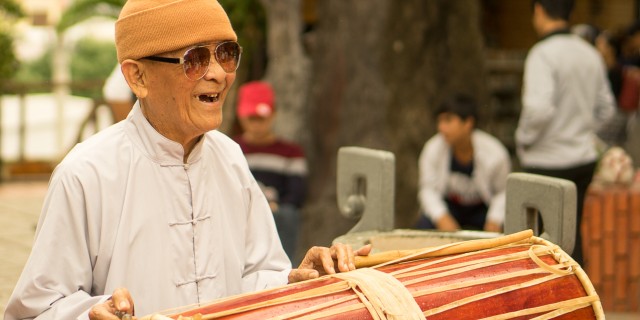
[354,229,534,268]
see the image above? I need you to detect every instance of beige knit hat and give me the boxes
[115,0,237,63]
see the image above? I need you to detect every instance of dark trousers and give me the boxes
[416,201,487,231]
[273,204,300,264]
[523,161,597,267]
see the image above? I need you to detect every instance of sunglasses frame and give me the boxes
[142,41,243,80]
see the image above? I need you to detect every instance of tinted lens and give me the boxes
[183,47,211,80]
[215,42,241,73]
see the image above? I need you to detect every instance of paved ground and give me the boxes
[0,180,638,318]
[0,180,47,316]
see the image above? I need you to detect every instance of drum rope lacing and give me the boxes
[269,241,589,320]
[333,268,426,320]
[370,239,597,320]
[142,236,602,320]
[527,244,573,275]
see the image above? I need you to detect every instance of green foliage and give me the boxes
[218,0,268,80]
[12,46,52,86]
[0,0,24,89]
[51,0,123,97]
[219,0,265,32]
[0,0,24,18]
[56,0,268,82]
[11,37,116,97]
[70,37,117,98]
[0,30,19,83]
[56,0,124,33]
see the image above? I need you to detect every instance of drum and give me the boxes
[142,230,603,320]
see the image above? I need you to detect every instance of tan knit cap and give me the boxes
[115,0,237,63]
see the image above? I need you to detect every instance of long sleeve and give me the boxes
[241,178,291,292]
[474,130,511,226]
[486,191,506,225]
[417,136,449,223]
[4,170,108,320]
[517,47,556,148]
[485,159,510,225]
[593,65,616,130]
[484,154,510,225]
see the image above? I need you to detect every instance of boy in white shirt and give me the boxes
[417,94,511,232]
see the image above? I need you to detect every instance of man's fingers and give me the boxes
[88,301,119,320]
[331,243,356,272]
[288,269,320,283]
[344,244,356,271]
[356,244,372,257]
[319,246,337,274]
[111,287,134,315]
[295,242,372,284]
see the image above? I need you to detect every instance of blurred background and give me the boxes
[1,0,639,316]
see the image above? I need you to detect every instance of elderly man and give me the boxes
[4,1,369,319]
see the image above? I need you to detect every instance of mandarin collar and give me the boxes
[125,102,204,166]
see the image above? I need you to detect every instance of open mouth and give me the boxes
[198,93,220,103]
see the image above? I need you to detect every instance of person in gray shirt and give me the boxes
[517,0,615,267]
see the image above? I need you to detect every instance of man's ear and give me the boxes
[533,3,546,20]
[121,59,148,99]
[464,117,476,131]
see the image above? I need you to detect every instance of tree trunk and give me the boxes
[300,0,486,252]
[259,0,311,144]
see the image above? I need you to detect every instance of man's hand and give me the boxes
[288,243,372,283]
[89,288,135,320]
[436,214,460,231]
[484,221,502,233]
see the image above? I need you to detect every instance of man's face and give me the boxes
[437,112,473,146]
[141,42,236,141]
[238,114,274,138]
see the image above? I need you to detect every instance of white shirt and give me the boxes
[5,103,291,320]
[418,130,511,225]
[517,32,615,168]
[102,64,133,102]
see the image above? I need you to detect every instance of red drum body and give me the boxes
[152,235,603,320]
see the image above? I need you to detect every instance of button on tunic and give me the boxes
[5,103,291,319]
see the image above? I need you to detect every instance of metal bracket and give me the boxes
[337,146,395,233]
[504,172,577,254]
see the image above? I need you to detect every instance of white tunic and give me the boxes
[5,103,291,320]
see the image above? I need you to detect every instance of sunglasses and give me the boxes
[142,41,242,80]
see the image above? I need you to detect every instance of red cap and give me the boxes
[236,81,275,118]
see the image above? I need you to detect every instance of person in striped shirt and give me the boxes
[234,81,307,262]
